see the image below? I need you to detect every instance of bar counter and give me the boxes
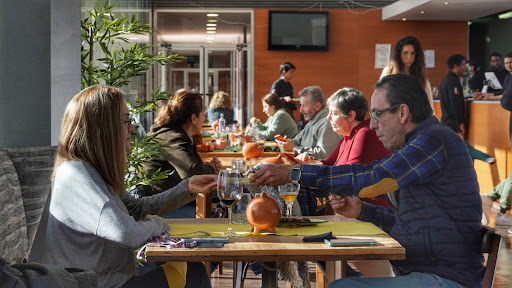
[433,99,511,194]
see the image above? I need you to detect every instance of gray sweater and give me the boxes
[292,107,342,160]
[37,160,195,288]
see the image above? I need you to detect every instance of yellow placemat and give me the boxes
[168,221,386,237]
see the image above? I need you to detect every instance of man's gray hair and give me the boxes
[298,86,325,108]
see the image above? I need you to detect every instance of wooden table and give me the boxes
[146,216,405,287]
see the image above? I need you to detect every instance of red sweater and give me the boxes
[322,119,392,208]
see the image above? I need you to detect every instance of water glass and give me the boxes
[231,193,251,224]
[232,159,247,174]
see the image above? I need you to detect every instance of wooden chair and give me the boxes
[481,225,501,288]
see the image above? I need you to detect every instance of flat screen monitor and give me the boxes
[268,11,329,51]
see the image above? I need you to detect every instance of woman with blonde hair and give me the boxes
[36,85,215,288]
[208,91,234,124]
[381,36,434,109]
[142,90,221,218]
[250,93,298,139]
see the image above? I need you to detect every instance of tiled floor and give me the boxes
[211,210,512,288]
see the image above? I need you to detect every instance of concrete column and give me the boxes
[0,0,80,148]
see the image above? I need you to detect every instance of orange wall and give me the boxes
[253,9,468,121]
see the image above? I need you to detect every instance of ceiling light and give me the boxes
[402,18,406,21]
[207,13,218,17]
[420,11,424,14]
[207,27,216,30]
[207,24,217,27]
[498,11,512,19]
[206,37,215,40]
[444,2,448,4]
[207,19,218,23]
[207,31,216,34]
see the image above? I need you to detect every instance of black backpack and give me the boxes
[0,257,97,288]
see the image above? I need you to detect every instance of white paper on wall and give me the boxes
[375,44,391,69]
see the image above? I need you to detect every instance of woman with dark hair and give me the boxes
[142,90,221,200]
[468,60,485,92]
[250,93,298,139]
[381,36,433,109]
[37,85,215,288]
[208,91,234,124]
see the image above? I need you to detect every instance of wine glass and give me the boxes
[278,182,300,218]
[217,169,243,235]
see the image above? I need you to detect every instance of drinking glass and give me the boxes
[232,159,247,174]
[231,193,251,224]
[217,169,243,235]
[278,182,300,218]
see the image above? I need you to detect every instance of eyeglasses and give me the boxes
[124,114,136,129]
[368,104,401,124]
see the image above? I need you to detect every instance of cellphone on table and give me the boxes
[324,238,379,247]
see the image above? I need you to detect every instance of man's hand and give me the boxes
[187,175,217,194]
[249,164,294,186]
[329,194,362,218]
[276,136,295,151]
[283,96,293,102]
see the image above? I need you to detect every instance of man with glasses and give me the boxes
[250,74,483,288]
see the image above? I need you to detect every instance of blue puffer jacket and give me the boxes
[301,116,484,287]
[389,118,484,287]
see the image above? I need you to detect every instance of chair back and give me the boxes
[481,225,501,288]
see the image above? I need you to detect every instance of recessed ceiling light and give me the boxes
[444,2,448,4]
[207,24,217,27]
[421,11,425,14]
[207,19,218,23]
[207,13,218,17]
[206,27,216,30]
[402,18,407,21]
[207,31,216,34]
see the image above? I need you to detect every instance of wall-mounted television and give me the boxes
[268,11,329,51]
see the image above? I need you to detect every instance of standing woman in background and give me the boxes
[381,36,434,109]
[208,91,234,125]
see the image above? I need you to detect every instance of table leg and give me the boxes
[261,262,278,288]
[324,260,347,285]
[233,261,243,288]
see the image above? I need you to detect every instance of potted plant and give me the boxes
[81,0,183,193]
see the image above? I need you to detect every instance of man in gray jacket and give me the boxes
[276,86,342,160]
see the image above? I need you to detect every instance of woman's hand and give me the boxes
[295,153,321,165]
[329,194,362,218]
[187,175,217,195]
[250,117,259,126]
[207,156,222,173]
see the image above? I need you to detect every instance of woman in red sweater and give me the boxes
[297,87,394,277]
[298,87,392,208]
